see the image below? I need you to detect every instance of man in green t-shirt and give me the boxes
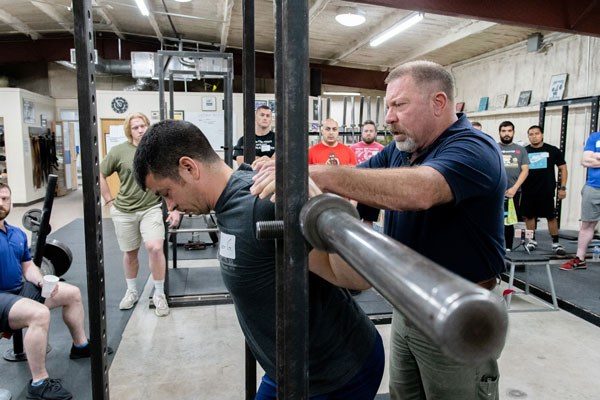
[100,113,180,317]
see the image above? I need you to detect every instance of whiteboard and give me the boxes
[187,111,225,151]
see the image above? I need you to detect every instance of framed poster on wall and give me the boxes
[201,96,217,111]
[547,73,568,101]
[23,99,36,124]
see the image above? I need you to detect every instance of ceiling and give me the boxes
[0,0,575,72]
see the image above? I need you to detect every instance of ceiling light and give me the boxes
[174,0,192,2]
[335,7,366,27]
[134,0,150,16]
[369,12,424,47]
[322,91,361,96]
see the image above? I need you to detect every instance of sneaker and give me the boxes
[505,248,512,253]
[153,293,170,317]
[552,243,566,256]
[69,342,114,359]
[119,289,139,310]
[525,239,537,251]
[27,378,72,400]
[560,257,587,271]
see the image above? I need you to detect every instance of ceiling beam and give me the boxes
[93,1,125,40]
[0,8,40,40]
[327,10,407,66]
[309,0,329,25]
[143,1,163,43]
[219,0,234,52]
[386,20,497,67]
[31,1,72,34]
[352,0,600,37]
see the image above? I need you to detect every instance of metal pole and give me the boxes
[159,53,165,121]
[300,194,508,364]
[326,97,331,119]
[73,0,109,398]
[350,96,356,143]
[375,96,381,129]
[556,105,569,227]
[224,56,234,167]
[243,0,256,164]
[366,96,371,120]
[243,1,257,397]
[359,96,365,129]
[341,96,348,133]
[169,72,174,120]
[273,0,286,398]
[278,0,309,398]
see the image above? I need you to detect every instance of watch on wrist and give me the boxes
[558,186,566,190]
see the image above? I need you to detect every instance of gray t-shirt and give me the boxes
[214,165,376,396]
[498,142,529,189]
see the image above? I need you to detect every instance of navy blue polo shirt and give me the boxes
[358,114,506,283]
[0,222,31,292]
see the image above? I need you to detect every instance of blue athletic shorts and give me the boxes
[0,282,44,333]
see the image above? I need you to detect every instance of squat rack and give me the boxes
[539,96,600,226]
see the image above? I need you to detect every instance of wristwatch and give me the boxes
[558,186,567,190]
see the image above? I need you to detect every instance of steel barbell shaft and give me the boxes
[300,194,508,363]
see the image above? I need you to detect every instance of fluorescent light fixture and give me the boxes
[322,91,361,96]
[335,7,366,27]
[174,0,192,2]
[369,12,424,47]
[134,0,150,16]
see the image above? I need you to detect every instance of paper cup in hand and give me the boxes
[41,275,59,298]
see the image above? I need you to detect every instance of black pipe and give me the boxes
[277,0,309,398]
[73,0,110,398]
[243,0,256,165]
[32,175,57,267]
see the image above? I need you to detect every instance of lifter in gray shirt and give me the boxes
[133,120,384,399]
[498,121,529,250]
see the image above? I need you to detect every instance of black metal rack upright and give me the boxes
[72,0,110,398]
[539,96,600,226]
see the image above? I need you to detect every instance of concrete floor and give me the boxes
[8,189,600,399]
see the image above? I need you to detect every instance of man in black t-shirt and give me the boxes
[134,120,384,399]
[520,125,568,255]
[233,105,275,165]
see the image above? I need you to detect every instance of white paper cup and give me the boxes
[41,275,59,298]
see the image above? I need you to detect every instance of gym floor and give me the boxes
[5,189,600,399]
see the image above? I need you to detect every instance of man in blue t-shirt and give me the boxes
[561,131,600,270]
[0,183,93,400]
[133,120,384,399]
[251,61,506,400]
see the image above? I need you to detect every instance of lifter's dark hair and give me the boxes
[527,125,544,134]
[133,120,221,190]
[498,121,515,132]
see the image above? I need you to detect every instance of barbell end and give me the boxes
[255,220,284,240]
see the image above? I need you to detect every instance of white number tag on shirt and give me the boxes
[596,140,600,149]
[260,144,271,152]
[219,232,236,259]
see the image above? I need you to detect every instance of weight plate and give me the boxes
[43,239,73,277]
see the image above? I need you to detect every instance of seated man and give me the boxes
[0,183,92,400]
[133,120,384,399]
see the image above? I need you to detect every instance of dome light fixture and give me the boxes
[335,7,366,27]
[174,0,192,3]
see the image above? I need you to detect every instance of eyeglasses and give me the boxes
[131,124,147,131]
[322,126,339,132]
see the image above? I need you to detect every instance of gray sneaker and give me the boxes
[119,289,139,310]
[153,293,170,317]
[525,239,537,251]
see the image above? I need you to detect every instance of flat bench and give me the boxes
[504,253,559,312]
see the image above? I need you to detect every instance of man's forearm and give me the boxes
[309,165,451,211]
[23,261,44,286]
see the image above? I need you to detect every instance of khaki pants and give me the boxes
[389,310,499,400]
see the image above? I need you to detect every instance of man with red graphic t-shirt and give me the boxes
[309,118,357,166]
[350,120,384,164]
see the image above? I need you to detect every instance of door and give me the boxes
[100,118,126,198]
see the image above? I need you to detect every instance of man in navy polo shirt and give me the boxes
[252,60,506,399]
[0,183,91,400]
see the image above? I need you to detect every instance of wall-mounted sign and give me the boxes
[111,97,129,114]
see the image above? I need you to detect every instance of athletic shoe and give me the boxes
[27,379,72,400]
[560,257,587,270]
[552,243,566,256]
[69,343,114,359]
[153,293,170,317]
[505,248,512,253]
[119,289,139,310]
[525,239,537,251]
